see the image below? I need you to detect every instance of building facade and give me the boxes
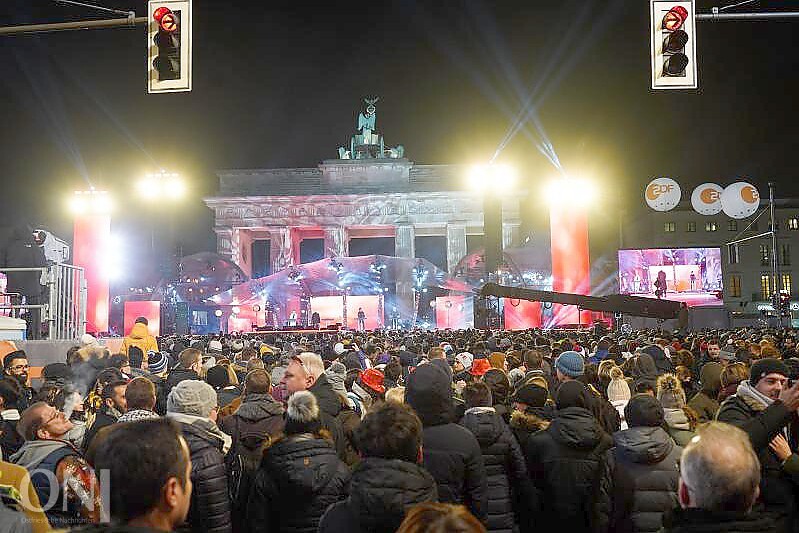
[625,199,799,317]
[204,100,524,308]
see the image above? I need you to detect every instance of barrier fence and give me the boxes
[0,264,87,340]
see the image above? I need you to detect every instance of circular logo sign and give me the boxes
[644,178,681,211]
[721,182,760,219]
[690,183,723,215]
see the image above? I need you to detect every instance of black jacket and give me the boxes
[177,420,231,533]
[83,409,118,453]
[524,406,613,533]
[165,368,200,396]
[509,406,552,452]
[247,434,350,533]
[308,373,348,461]
[406,364,488,522]
[318,457,438,533]
[609,426,682,533]
[460,409,534,533]
[660,507,778,533]
[0,417,23,458]
[717,394,799,533]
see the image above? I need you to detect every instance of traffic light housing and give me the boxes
[779,290,791,317]
[148,1,192,93]
[650,1,698,90]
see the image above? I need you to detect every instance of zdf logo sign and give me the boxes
[644,178,681,211]
[691,183,724,215]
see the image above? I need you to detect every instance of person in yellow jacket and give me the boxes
[120,317,158,357]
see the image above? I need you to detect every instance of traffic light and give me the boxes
[650,1,698,90]
[779,290,791,317]
[148,1,192,93]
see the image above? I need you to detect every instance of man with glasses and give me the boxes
[11,401,100,527]
[3,350,34,410]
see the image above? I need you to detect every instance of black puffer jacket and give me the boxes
[460,408,533,533]
[509,406,552,451]
[165,368,200,395]
[660,507,778,533]
[247,434,350,533]
[609,426,682,533]
[524,406,613,533]
[318,457,438,533]
[308,373,348,461]
[406,364,488,522]
[177,420,231,533]
[717,392,799,533]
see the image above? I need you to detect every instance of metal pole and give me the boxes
[769,182,783,324]
[697,11,799,21]
[0,16,146,36]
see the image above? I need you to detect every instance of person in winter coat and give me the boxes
[0,376,25,458]
[165,349,204,396]
[524,380,613,533]
[687,362,722,424]
[483,369,512,424]
[631,353,658,393]
[219,369,284,533]
[318,401,438,533]
[509,383,552,452]
[609,394,682,533]
[656,374,697,447]
[607,366,631,431]
[660,421,778,533]
[459,382,534,533]
[406,363,488,523]
[206,365,242,409]
[716,358,799,533]
[166,380,232,533]
[120,316,159,357]
[247,391,350,533]
[641,345,673,376]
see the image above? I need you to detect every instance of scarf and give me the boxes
[464,406,495,416]
[167,412,232,454]
[735,380,773,412]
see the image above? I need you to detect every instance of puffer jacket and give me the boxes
[406,364,488,522]
[460,408,533,532]
[247,434,350,533]
[318,457,438,533]
[524,406,613,533]
[165,367,200,396]
[687,362,722,423]
[177,420,231,533]
[120,322,158,357]
[609,426,682,533]
[717,388,799,533]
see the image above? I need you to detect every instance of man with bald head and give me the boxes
[661,422,776,532]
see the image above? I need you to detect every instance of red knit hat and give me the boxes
[470,358,492,377]
[360,368,386,394]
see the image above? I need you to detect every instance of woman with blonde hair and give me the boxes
[656,373,698,446]
[718,362,749,403]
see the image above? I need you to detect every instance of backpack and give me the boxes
[226,415,273,530]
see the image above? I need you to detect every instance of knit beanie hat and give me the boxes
[167,380,217,418]
[360,368,386,395]
[607,366,631,403]
[285,390,321,435]
[512,384,548,408]
[206,366,230,389]
[325,361,348,398]
[147,351,168,374]
[555,351,585,378]
[750,358,789,386]
[625,393,665,427]
[454,352,474,371]
[207,340,223,354]
[656,374,686,409]
[508,367,526,388]
[80,333,99,347]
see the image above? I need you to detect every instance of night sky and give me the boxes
[1,0,798,286]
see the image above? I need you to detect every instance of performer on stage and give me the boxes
[311,311,320,329]
[357,307,366,331]
[390,307,400,329]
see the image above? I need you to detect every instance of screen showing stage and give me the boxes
[618,248,723,307]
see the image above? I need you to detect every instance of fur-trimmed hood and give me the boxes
[510,407,551,433]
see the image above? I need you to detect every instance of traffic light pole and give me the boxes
[0,16,146,36]
[697,11,799,21]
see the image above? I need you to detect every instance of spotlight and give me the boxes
[214,309,223,317]
[252,304,261,312]
[231,306,240,315]
[544,178,596,207]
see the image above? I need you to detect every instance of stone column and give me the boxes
[270,227,293,273]
[446,223,467,273]
[323,226,348,257]
[395,224,415,258]
[215,227,233,261]
[394,224,416,318]
[502,222,520,250]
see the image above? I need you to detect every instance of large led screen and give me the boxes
[618,248,723,307]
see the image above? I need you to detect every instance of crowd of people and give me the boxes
[0,318,798,533]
